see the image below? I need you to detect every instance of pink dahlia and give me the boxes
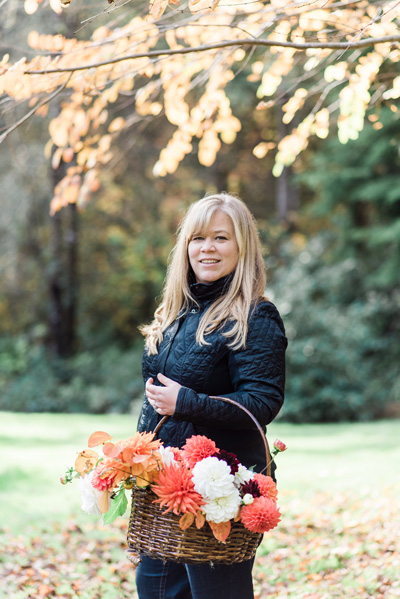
[181,435,218,468]
[252,474,278,501]
[91,458,120,492]
[241,496,281,533]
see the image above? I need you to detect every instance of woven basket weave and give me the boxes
[127,396,271,565]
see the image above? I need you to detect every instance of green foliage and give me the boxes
[273,233,400,422]
[273,111,400,422]
[0,337,144,413]
[103,487,129,525]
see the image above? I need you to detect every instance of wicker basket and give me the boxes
[127,396,272,565]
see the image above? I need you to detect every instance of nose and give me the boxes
[200,238,215,252]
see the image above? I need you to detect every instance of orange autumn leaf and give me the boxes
[208,520,231,543]
[88,431,112,447]
[179,512,195,530]
[74,449,99,475]
[102,442,115,456]
[38,584,53,597]
[195,510,206,529]
[98,491,110,514]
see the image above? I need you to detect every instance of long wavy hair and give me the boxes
[141,193,266,354]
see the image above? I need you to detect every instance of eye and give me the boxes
[191,235,204,241]
[216,236,227,241]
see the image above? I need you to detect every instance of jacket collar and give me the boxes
[189,272,234,303]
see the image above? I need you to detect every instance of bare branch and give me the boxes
[0,74,72,143]
[25,34,400,76]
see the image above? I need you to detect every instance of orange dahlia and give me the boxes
[103,431,161,478]
[252,474,278,501]
[181,435,218,469]
[241,496,281,533]
[152,463,205,515]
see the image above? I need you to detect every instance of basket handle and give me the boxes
[153,395,272,477]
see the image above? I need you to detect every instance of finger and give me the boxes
[157,373,172,386]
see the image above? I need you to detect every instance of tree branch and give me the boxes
[25,34,400,75]
[0,74,72,143]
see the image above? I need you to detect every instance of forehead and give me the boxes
[191,209,235,234]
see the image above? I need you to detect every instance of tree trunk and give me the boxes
[48,160,79,358]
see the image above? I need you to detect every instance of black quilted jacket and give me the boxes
[137,276,287,473]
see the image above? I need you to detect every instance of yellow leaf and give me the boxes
[51,147,63,170]
[49,119,68,148]
[74,449,99,475]
[150,0,168,20]
[108,117,126,133]
[253,141,275,159]
[24,0,38,15]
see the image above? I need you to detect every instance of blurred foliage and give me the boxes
[0,335,144,414]
[273,108,400,422]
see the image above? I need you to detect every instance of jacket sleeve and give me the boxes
[173,301,287,429]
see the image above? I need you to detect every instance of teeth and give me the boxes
[201,260,218,264]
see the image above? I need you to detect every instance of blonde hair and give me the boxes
[141,193,266,354]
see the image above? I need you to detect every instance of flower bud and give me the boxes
[242,493,254,505]
[273,439,287,453]
[60,476,68,485]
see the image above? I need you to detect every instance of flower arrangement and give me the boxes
[61,431,287,542]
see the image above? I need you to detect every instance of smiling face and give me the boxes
[188,210,239,285]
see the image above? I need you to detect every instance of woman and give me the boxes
[136,192,287,599]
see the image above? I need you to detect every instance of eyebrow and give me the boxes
[192,228,231,236]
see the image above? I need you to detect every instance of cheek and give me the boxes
[228,244,239,266]
[187,244,196,266]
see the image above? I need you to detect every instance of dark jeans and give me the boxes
[135,555,255,599]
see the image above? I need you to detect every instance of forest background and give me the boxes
[0,0,399,424]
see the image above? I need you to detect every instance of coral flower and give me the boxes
[273,439,287,453]
[152,463,205,515]
[241,496,281,533]
[252,474,278,501]
[181,435,218,469]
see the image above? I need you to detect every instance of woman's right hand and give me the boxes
[145,374,181,416]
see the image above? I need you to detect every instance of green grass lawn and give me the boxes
[1,412,398,531]
[1,412,399,599]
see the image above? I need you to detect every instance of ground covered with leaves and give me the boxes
[1,487,399,599]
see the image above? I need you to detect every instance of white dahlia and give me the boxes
[202,487,241,523]
[158,445,177,467]
[76,471,103,516]
[192,456,235,500]
[234,464,254,487]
